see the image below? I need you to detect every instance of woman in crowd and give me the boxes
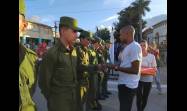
[136,40,157,111]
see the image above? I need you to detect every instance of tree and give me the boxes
[132,0,151,41]
[95,27,110,41]
[113,0,150,43]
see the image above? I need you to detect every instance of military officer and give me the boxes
[95,38,107,100]
[76,30,93,111]
[100,40,112,98]
[19,0,38,111]
[38,16,83,111]
[104,40,112,95]
[38,17,104,111]
[87,37,104,110]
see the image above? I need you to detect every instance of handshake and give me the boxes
[97,63,119,72]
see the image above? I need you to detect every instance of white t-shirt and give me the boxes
[118,41,142,89]
[140,53,157,82]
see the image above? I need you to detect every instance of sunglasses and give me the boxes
[70,29,77,33]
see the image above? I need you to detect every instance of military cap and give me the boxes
[59,16,82,32]
[105,40,112,44]
[92,37,102,44]
[79,30,93,40]
[89,36,96,43]
[101,40,105,44]
[19,0,26,16]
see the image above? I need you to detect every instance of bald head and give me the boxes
[120,25,135,37]
[119,25,135,44]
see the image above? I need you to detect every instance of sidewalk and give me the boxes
[100,87,167,111]
[103,65,167,111]
[100,81,167,111]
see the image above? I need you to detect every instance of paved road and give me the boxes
[100,82,167,111]
[102,65,167,111]
[33,66,167,111]
[33,82,167,111]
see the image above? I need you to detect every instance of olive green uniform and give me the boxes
[101,48,109,96]
[19,44,37,111]
[19,0,38,110]
[76,30,98,111]
[39,40,81,111]
[87,48,100,109]
[97,49,105,99]
[76,45,90,110]
[39,40,98,111]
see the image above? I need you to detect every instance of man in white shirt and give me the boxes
[108,25,142,111]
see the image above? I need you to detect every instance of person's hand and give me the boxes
[102,64,108,72]
[97,64,103,71]
[106,64,117,69]
[105,63,112,69]
[97,64,108,72]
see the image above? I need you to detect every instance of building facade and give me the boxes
[143,19,167,65]
[152,20,167,46]
[20,21,54,46]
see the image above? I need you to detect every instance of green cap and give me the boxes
[79,30,93,40]
[101,40,105,45]
[19,0,26,15]
[59,16,82,32]
[93,37,102,44]
[105,40,111,44]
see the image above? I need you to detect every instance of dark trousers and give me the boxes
[101,73,108,95]
[118,84,137,111]
[136,81,152,111]
[98,72,104,98]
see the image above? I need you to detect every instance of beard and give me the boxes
[120,38,127,44]
[123,39,127,43]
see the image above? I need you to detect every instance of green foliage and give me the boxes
[95,27,110,41]
[113,0,151,42]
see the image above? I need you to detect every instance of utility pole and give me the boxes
[53,21,58,44]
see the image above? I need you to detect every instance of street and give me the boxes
[100,81,167,111]
[102,65,167,111]
[33,66,167,111]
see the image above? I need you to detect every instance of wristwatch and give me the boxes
[114,66,119,71]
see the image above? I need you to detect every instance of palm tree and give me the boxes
[95,28,110,41]
[132,0,151,42]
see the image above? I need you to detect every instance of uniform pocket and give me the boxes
[54,67,73,83]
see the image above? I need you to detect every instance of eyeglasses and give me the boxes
[71,29,77,33]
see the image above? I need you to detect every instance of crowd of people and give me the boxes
[19,0,164,111]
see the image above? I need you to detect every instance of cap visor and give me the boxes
[74,27,83,32]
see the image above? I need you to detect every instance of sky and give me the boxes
[26,0,167,32]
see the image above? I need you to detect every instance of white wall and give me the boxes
[153,22,167,44]
[147,32,154,44]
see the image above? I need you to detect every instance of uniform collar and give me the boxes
[56,39,74,53]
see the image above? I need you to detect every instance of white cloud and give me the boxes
[101,15,118,23]
[40,15,56,26]
[97,25,113,32]
[28,16,41,22]
[98,25,106,29]
[107,26,113,32]
[41,16,54,22]
[28,15,55,26]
